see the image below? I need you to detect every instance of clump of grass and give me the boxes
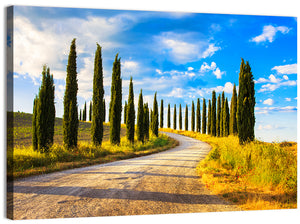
[160,128,297,210]
[8,133,178,180]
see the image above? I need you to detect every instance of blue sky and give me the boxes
[11,6,297,142]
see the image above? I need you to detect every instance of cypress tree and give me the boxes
[89,101,92,121]
[136,89,144,142]
[211,91,216,136]
[216,94,221,137]
[202,99,206,134]
[151,92,159,137]
[126,77,135,144]
[79,109,82,121]
[32,96,38,151]
[220,91,225,137]
[223,98,230,137]
[110,54,122,145]
[143,103,150,141]
[91,43,104,146]
[160,99,164,128]
[124,101,127,124]
[179,104,182,130]
[167,103,171,128]
[191,101,195,132]
[185,105,188,131]
[237,59,255,144]
[63,38,79,149]
[83,101,87,121]
[196,98,201,132]
[207,100,211,135]
[230,83,238,135]
[173,104,177,130]
[36,65,55,152]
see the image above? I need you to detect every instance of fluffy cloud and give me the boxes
[263,98,275,106]
[271,63,297,75]
[258,80,296,92]
[255,106,297,114]
[250,25,290,43]
[255,74,281,84]
[200,62,224,79]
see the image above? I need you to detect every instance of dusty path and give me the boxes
[8,132,240,220]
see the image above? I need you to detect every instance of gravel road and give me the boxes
[7,132,240,220]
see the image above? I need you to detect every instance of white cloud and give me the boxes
[121,60,139,77]
[188,67,194,71]
[213,68,224,79]
[202,44,221,58]
[258,124,273,130]
[203,82,235,94]
[166,88,184,98]
[271,63,297,75]
[263,98,275,106]
[283,75,289,80]
[255,106,297,114]
[250,25,291,43]
[255,74,281,84]
[258,80,296,92]
[285,98,291,102]
[200,61,224,79]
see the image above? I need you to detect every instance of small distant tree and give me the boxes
[160,99,164,128]
[207,99,211,135]
[223,98,230,137]
[126,77,135,144]
[211,91,216,136]
[83,101,87,121]
[230,83,238,135]
[202,99,206,134]
[79,109,82,121]
[179,104,182,130]
[32,96,39,151]
[167,103,171,128]
[136,89,144,142]
[216,94,221,137]
[124,101,127,124]
[191,101,195,132]
[173,104,177,130]
[185,105,188,131]
[196,98,201,132]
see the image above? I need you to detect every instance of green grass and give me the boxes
[160,128,297,210]
[8,112,178,180]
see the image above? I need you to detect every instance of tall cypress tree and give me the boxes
[223,98,230,137]
[230,83,238,135]
[173,104,177,130]
[207,100,211,135]
[196,98,201,133]
[32,96,38,151]
[79,109,82,121]
[191,101,195,132]
[103,99,106,123]
[110,54,122,145]
[167,103,171,128]
[136,89,144,142]
[237,59,255,144]
[63,38,78,149]
[151,92,159,137]
[126,77,135,144]
[143,103,150,141]
[91,43,104,146]
[89,101,92,121]
[179,104,182,130]
[216,94,221,137]
[202,99,206,134]
[83,101,87,121]
[220,91,225,137]
[185,104,188,131]
[160,99,164,128]
[124,101,127,124]
[211,91,217,136]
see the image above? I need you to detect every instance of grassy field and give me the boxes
[8,112,178,180]
[160,128,297,210]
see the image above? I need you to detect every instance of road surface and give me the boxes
[7,132,240,219]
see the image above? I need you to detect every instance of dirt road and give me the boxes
[8,132,240,220]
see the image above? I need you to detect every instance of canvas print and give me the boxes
[6,5,297,220]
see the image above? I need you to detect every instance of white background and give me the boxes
[1,0,299,224]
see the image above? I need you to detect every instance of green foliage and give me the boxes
[196,98,201,133]
[179,104,182,130]
[124,101,127,124]
[191,101,195,132]
[230,83,238,135]
[110,53,122,145]
[89,101,92,121]
[160,99,164,128]
[136,89,144,142]
[167,103,171,128]
[83,101,87,121]
[202,99,206,134]
[185,104,188,131]
[91,43,104,146]
[223,98,230,137]
[220,91,225,137]
[173,104,177,130]
[237,58,255,144]
[32,96,38,151]
[211,91,216,136]
[207,99,211,135]
[126,77,135,144]
[63,38,79,149]
[151,92,159,137]
[216,94,221,137]
[103,99,106,123]
[143,103,150,141]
